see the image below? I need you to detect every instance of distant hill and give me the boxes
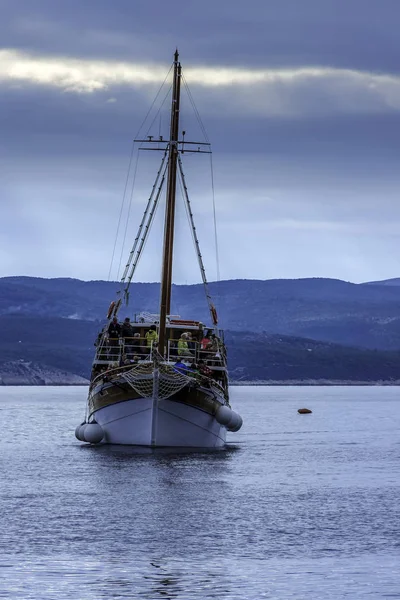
[225,330,400,382]
[0,360,89,386]
[364,278,400,287]
[2,276,400,349]
[1,315,400,383]
[0,315,99,378]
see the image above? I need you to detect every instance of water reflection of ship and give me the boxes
[75,51,243,448]
[80,443,240,456]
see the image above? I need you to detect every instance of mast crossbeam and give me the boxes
[134,139,210,146]
[138,148,211,154]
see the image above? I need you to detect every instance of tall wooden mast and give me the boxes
[158,50,181,355]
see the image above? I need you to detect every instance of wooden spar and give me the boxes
[158,50,181,355]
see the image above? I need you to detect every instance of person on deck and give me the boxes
[107,317,121,361]
[208,334,219,353]
[201,330,212,350]
[207,334,221,365]
[178,332,193,357]
[187,332,197,354]
[200,330,213,359]
[121,317,134,356]
[174,358,188,374]
[198,359,213,378]
[145,325,158,352]
[131,332,144,358]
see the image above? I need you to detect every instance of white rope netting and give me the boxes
[119,362,195,400]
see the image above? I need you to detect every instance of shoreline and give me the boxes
[1,380,399,387]
[230,379,400,386]
[0,383,89,387]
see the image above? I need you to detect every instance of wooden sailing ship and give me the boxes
[75,51,243,447]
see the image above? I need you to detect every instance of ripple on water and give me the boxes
[0,385,400,599]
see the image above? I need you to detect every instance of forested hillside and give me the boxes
[1,315,400,383]
[1,276,400,349]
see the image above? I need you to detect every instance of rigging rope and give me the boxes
[107,63,173,283]
[182,74,210,143]
[182,74,220,282]
[117,149,141,280]
[119,150,169,289]
[107,140,136,281]
[123,159,169,302]
[210,154,221,282]
[108,62,222,320]
[134,65,173,140]
[177,156,217,325]
[142,85,173,141]
[114,85,172,285]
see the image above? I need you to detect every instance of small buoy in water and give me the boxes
[298,408,312,414]
[84,422,104,444]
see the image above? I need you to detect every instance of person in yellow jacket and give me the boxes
[145,325,158,351]
[178,332,193,357]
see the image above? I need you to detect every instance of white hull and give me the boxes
[92,396,227,448]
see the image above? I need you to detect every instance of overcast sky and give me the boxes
[1,0,400,284]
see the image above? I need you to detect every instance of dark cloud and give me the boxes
[1,0,400,283]
[2,82,400,173]
[1,0,400,72]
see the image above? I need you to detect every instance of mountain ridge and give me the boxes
[1,314,400,383]
[2,275,400,349]
[2,275,400,383]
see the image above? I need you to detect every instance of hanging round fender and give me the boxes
[210,305,218,325]
[227,411,243,432]
[215,406,243,432]
[215,405,232,426]
[78,423,89,441]
[107,301,115,319]
[84,422,104,444]
[75,422,86,441]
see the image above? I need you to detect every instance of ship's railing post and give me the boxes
[106,337,120,363]
[118,338,123,364]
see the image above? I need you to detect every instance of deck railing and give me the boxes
[94,337,155,364]
[166,339,225,367]
[94,336,225,368]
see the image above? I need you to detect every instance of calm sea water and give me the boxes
[0,386,399,599]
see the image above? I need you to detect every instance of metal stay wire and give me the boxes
[177,155,216,324]
[107,63,174,282]
[123,158,169,303]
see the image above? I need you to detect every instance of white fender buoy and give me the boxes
[75,423,84,441]
[215,406,243,432]
[84,423,104,444]
[227,411,243,432]
[78,423,88,441]
[215,405,232,426]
